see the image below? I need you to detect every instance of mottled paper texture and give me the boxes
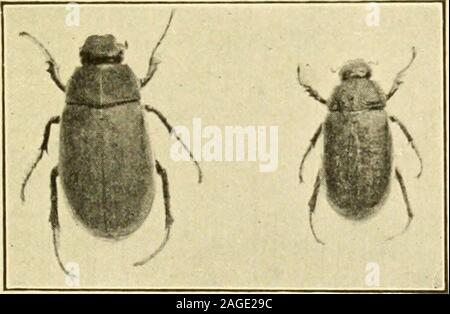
[0,1,447,291]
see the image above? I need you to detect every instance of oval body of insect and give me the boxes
[20,18,197,273]
[298,53,419,244]
[323,74,392,220]
[60,45,155,239]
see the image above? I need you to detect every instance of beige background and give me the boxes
[1,2,446,290]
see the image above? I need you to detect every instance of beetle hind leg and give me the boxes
[49,166,73,277]
[308,171,325,245]
[134,160,174,266]
[387,167,414,241]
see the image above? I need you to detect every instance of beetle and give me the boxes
[296,48,422,244]
[19,11,202,276]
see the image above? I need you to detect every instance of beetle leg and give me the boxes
[299,124,322,183]
[387,168,414,241]
[140,10,175,88]
[19,32,65,92]
[386,47,416,101]
[144,105,203,183]
[140,57,160,88]
[21,116,60,202]
[134,160,173,266]
[297,65,327,105]
[308,171,325,245]
[389,115,423,178]
[49,166,73,277]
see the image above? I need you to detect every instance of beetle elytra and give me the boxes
[20,11,202,276]
[297,48,422,244]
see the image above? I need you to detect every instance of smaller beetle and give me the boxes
[20,11,202,276]
[297,48,422,244]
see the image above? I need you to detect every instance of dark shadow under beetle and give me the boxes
[297,48,422,245]
[20,11,203,277]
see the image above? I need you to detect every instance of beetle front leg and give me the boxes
[19,32,65,92]
[386,47,416,101]
[140,57,160,88]
[21,116,60,201]
[389,115,423,178]
[144,105,203,183]
[308,171,325,245]
[297,65,327,105]
[134,160,173,266]
[46,61,65,92]
[49,166,72,277]
[299,124,322,183]
[140,10,175,88]
[387,168,414,241]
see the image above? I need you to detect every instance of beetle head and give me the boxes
[339,59,372,81]
[80,35,127,65]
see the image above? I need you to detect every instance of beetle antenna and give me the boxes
[330,66,341,73]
